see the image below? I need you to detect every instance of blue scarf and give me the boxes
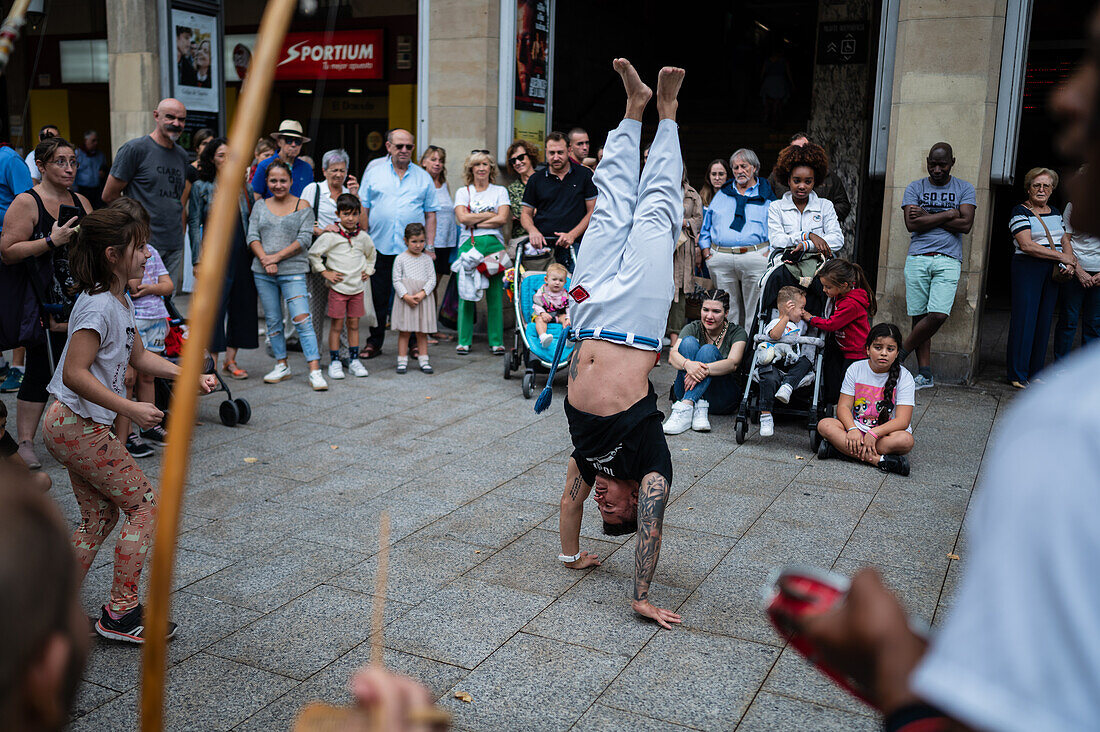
[718,177,775,231]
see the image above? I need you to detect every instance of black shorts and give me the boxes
[565,384,673,487]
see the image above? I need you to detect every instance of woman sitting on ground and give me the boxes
[663,289,748,434]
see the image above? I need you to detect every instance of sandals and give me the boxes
[362,344,381,360]
[491,346,506,356]
[223,361,249,380]
[431,332,455,342]
[455,345,470,355]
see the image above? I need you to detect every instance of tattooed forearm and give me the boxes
[569,475,582,501]
[633,473,669,603]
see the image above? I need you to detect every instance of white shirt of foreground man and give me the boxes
[909,345,1100,731]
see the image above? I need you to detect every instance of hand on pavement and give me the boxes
[632,599,682,630]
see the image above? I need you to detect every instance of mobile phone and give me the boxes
[58,204,84,226]
[761,565,876,707]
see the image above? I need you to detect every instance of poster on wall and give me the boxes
[513,0,549,156]
[171,9,219,114]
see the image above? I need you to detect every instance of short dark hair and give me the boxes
[546,131,568,147]
[567,127,588,143]
[69,202,151,295]
[176,26,191,38]
[335,193,361,214]
[602,518,638,536]
[404,222,426,240]
[789,131,810,144]
[39,125,59,141]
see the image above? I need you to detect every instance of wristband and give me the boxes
[44,235,55,249]
[846,427,860,432]
[868,430,880,440]
[558,551,582,563]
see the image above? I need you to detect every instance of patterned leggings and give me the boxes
[43,400,158,613]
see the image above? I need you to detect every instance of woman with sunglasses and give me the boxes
[420,146,456,342]
[505,140,539,250]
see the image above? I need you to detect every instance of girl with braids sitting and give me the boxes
[816,323,915,475]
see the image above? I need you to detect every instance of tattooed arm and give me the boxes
[631,473,682,629]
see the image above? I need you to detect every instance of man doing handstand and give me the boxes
[555,60,685,629]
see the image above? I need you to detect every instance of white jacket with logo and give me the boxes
[766,191,844,254]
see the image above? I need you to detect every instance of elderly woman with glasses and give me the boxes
[1006,167,1075,388]
[453,150,511,354]
[698,148,776,327]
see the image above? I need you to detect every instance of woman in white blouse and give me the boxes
[766,142,843,259]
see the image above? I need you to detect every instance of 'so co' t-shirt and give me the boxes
[454,183,510,245]
[901,176,977,261]
[47,291,137,425]
[841,359,916,433]
[109,135,190,253]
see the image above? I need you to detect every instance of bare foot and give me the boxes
[656,66,685,120]
[614,58,652,121]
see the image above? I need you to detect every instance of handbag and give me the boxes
[0,261,46,350]
[1026,204,1073,283]
[438,275,460,330]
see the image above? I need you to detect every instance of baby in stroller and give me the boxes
[757,285,816,437]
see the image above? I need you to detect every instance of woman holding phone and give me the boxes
[0,136,91,469]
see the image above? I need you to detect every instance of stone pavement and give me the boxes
[7,340,1010,731]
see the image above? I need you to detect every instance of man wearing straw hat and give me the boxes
[251,119,314,199]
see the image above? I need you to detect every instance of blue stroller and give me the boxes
[502,246,576,399]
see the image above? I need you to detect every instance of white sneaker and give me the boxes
[539,332,554,348]
[663,400,694,435]
[759,412,775,437]
[691,399,711,432]
[328,361,346,380]
[348,359,369,377]
[309,369,328,391]
[775,383,794,404]
[263,363,291,383]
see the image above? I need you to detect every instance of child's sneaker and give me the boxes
[126,433,155,459]
[308,370,328,391]
[264,363,292,383]
[539,332,554,348]
[913,374,934,390]
[328,360,345,380]
[140,424,168,446]
[662,401,694,435]
[817,438,836,460]
[348,360,369,377]
[775,383,794,404]
[95,603,177,644]
[878,454,911,476]
[0,367,23,393]
[759,412,775,437]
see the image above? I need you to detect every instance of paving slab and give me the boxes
[738,691,879,731]
[467,527,613,597]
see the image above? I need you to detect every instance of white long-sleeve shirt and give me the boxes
[766,191,843,254]
[392,249,436,297]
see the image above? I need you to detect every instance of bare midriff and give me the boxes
[566,339,656,416]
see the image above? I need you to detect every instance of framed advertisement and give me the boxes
[162,0,224,140]
[497,0,554,163]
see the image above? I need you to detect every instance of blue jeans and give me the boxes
[672,336,741,414]
[254,271,321,362]
[1054,274,1100,360]
[1007,255,1058,383]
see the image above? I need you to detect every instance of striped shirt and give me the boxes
[1009,204,1065,256]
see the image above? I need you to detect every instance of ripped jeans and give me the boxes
[254,271,321,362]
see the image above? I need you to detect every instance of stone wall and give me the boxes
[808,0,873,258]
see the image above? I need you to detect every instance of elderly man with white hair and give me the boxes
[698,148,777,327]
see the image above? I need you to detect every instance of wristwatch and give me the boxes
[44,235,55,249]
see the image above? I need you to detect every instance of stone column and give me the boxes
[808,0,872,257]
[426,0,500,159]
[106,0,161,156]
[875,0,1009,383]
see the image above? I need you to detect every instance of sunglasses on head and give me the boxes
[392,143,414,150]
[470,149,490,155]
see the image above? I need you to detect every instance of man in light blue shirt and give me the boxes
[358,128,438,356]
[697,148,775,326]
[0,144,33,232]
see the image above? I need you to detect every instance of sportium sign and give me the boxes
[227,30,384,81]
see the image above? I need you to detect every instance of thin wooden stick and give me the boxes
[139,0,297,729]
[370,512,391,668]
[0,0,31,75]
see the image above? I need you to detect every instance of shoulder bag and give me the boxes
[1025,204,1073,283]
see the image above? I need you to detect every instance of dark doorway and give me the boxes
[551,0,819,183]
[979,1,1089,379]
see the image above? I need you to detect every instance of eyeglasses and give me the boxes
[49,158,78,169]
[280,137,303,146]
[392,143,414,150]
[1030,182,1053,190]
[509,153,529,164]
[470,149,490,155]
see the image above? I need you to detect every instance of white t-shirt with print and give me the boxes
[840,359,915,433]
[454,183,510,245]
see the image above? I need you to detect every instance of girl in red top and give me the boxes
[803,258,875,403]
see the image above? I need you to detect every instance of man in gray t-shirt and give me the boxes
[898,142,976,389]
[103,98,190,290]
